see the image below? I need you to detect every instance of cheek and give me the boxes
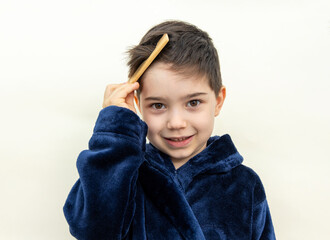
[141,112,162,134]
[196,116,214,130]
[192,109,215,132]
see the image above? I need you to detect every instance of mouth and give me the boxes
[164,135,194,147]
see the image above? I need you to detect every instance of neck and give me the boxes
[172,159,189,170]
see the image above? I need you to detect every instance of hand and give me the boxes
[102,82,139,113]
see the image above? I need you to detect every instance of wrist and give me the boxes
[94,106,147,145]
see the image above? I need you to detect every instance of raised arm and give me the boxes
[64,83,146,239]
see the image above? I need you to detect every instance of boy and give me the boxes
[64,21,276,239]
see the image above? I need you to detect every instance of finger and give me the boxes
[104,83,126,97]
[117,82,139,96]
[102,82,139,109]
[108,82,139,101]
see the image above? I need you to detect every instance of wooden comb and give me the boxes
[128,33,169,83]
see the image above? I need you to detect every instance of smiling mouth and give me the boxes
[166,136,190,142]
[164,135,194,147]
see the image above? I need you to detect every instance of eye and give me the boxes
[187,100,201,107]
[151,103,165,110]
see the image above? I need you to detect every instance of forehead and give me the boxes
[140,62,211,96]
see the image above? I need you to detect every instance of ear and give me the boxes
[214,86,226,117]
[134,92,142,114]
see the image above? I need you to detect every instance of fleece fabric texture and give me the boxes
[64,106,276,240]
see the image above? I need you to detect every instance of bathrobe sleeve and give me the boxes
[252,176,276,240]
[63,106,147,240]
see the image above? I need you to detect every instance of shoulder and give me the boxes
[232,165,267,205]
[233,164,260,181]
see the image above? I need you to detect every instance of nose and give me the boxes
[166,109,187,130]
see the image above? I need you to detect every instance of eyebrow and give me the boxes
[185,92,208,99]
[144,92,208,102]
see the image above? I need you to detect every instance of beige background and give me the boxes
[0,0,329,239]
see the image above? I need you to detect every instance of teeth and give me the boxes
[170,137,187,142]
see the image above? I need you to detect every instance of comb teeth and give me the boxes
[128,34,169,83]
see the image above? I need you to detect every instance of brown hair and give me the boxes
[127,20,222,96]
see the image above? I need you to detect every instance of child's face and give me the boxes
[137,62,225,168]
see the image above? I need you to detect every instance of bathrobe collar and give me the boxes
[144,134,243,191]
[138,134,243,239]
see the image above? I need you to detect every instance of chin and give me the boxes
[167,150,193,163]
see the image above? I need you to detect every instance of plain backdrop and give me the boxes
[0,0,329,239]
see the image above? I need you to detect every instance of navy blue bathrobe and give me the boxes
[64,106,276,240]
